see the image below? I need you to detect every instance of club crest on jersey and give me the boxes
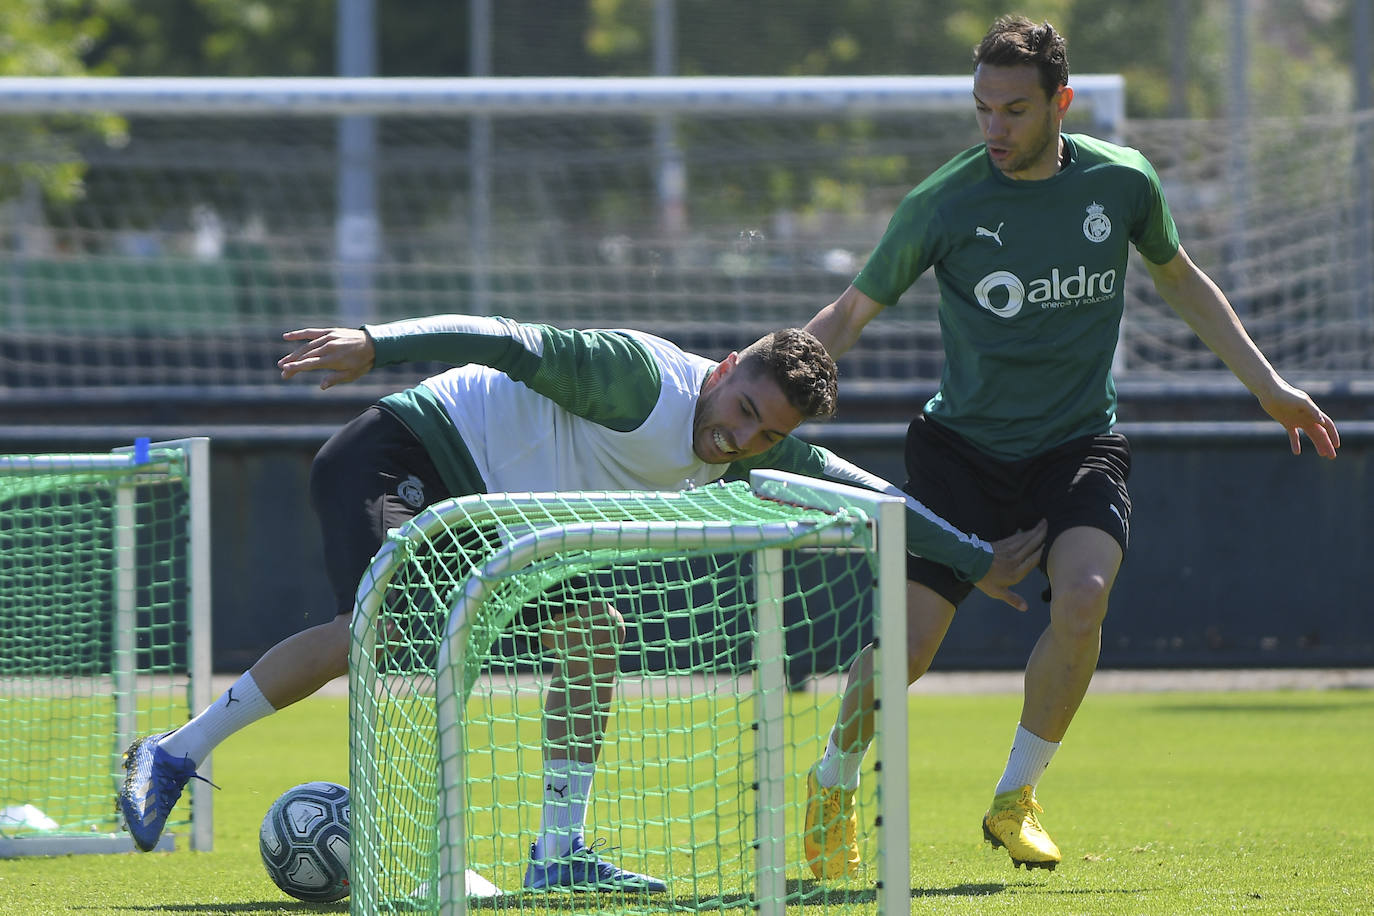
[398,474,425,508]
[1082,201,1111,243]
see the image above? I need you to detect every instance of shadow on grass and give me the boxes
[84,880,1021,914]
[367,878,1013,912]
[1152,698,1374,715]
[912,882,1009,898]
[792,878,1012,903]
[88,904,346,914]
[1036,887,1159,895]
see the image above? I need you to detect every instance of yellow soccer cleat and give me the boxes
[802,765,861,879]
[982,785,1062,870]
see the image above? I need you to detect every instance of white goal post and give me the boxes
[347,470,909,915]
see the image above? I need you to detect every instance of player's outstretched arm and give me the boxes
[1144,248,1340,459]
[972,519,1047,612]
[278,327,377,390]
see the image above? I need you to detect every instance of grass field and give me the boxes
[1,684,1371,915]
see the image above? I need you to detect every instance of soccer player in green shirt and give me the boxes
[801,15,1341,876]
[116,315,1044,892]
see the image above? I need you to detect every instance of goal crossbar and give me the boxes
[0,74,1125,120]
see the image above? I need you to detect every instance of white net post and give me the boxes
[873,483,911,902]
[347,543,391,901]
[180,437,215,852]
[751,544,787,916]
[113,481,138,762]
[750,470,910,911]
[110,436,215,853]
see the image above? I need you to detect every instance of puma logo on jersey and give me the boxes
[975,222,1005,246]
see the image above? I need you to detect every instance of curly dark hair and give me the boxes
[974,15,1069,100]
[736,328,838,420]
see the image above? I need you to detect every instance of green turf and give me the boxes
[1,687,1371,915]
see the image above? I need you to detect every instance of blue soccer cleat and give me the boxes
[522,837,666,893]
[117,732,217,852]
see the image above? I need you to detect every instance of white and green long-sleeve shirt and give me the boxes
[367,315,995,582]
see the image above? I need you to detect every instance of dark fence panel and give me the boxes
[808,420,1374,671]
[1,413,1369,673]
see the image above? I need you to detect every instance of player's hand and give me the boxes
[1257,382,1340,459]
[973,519,1048,612]
[278,327,376,389]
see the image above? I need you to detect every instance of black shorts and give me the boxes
[902,414,1132,606]
[310,406,454,616]
[310,407,601,652]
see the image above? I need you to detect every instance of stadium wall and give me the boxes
[2,391,1370,673]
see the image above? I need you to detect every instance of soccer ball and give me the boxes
[259,781,350,902]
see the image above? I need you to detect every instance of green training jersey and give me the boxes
[366,314,996,581]
[854,133,1180,460]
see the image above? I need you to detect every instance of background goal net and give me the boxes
[1,75,1367,395]
[0,438,212,856]
[348,471,908,915]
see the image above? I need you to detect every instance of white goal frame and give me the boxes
[0,437,213,857]
[348,470,909,915]
[0,73,1125,119]
[0,74,1125,324]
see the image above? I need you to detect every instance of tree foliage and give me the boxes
[81,0,336,76]
[0,1,126,203]
[0,0,108,76]
[2,0,1364,117]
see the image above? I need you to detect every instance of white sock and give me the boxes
[160,672,277,767]
[994,723,1060,796]
[814,728,866,791]
[536,758,596,858]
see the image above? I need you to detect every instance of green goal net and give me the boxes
[0,438,212,856]
[349,470,909,915]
